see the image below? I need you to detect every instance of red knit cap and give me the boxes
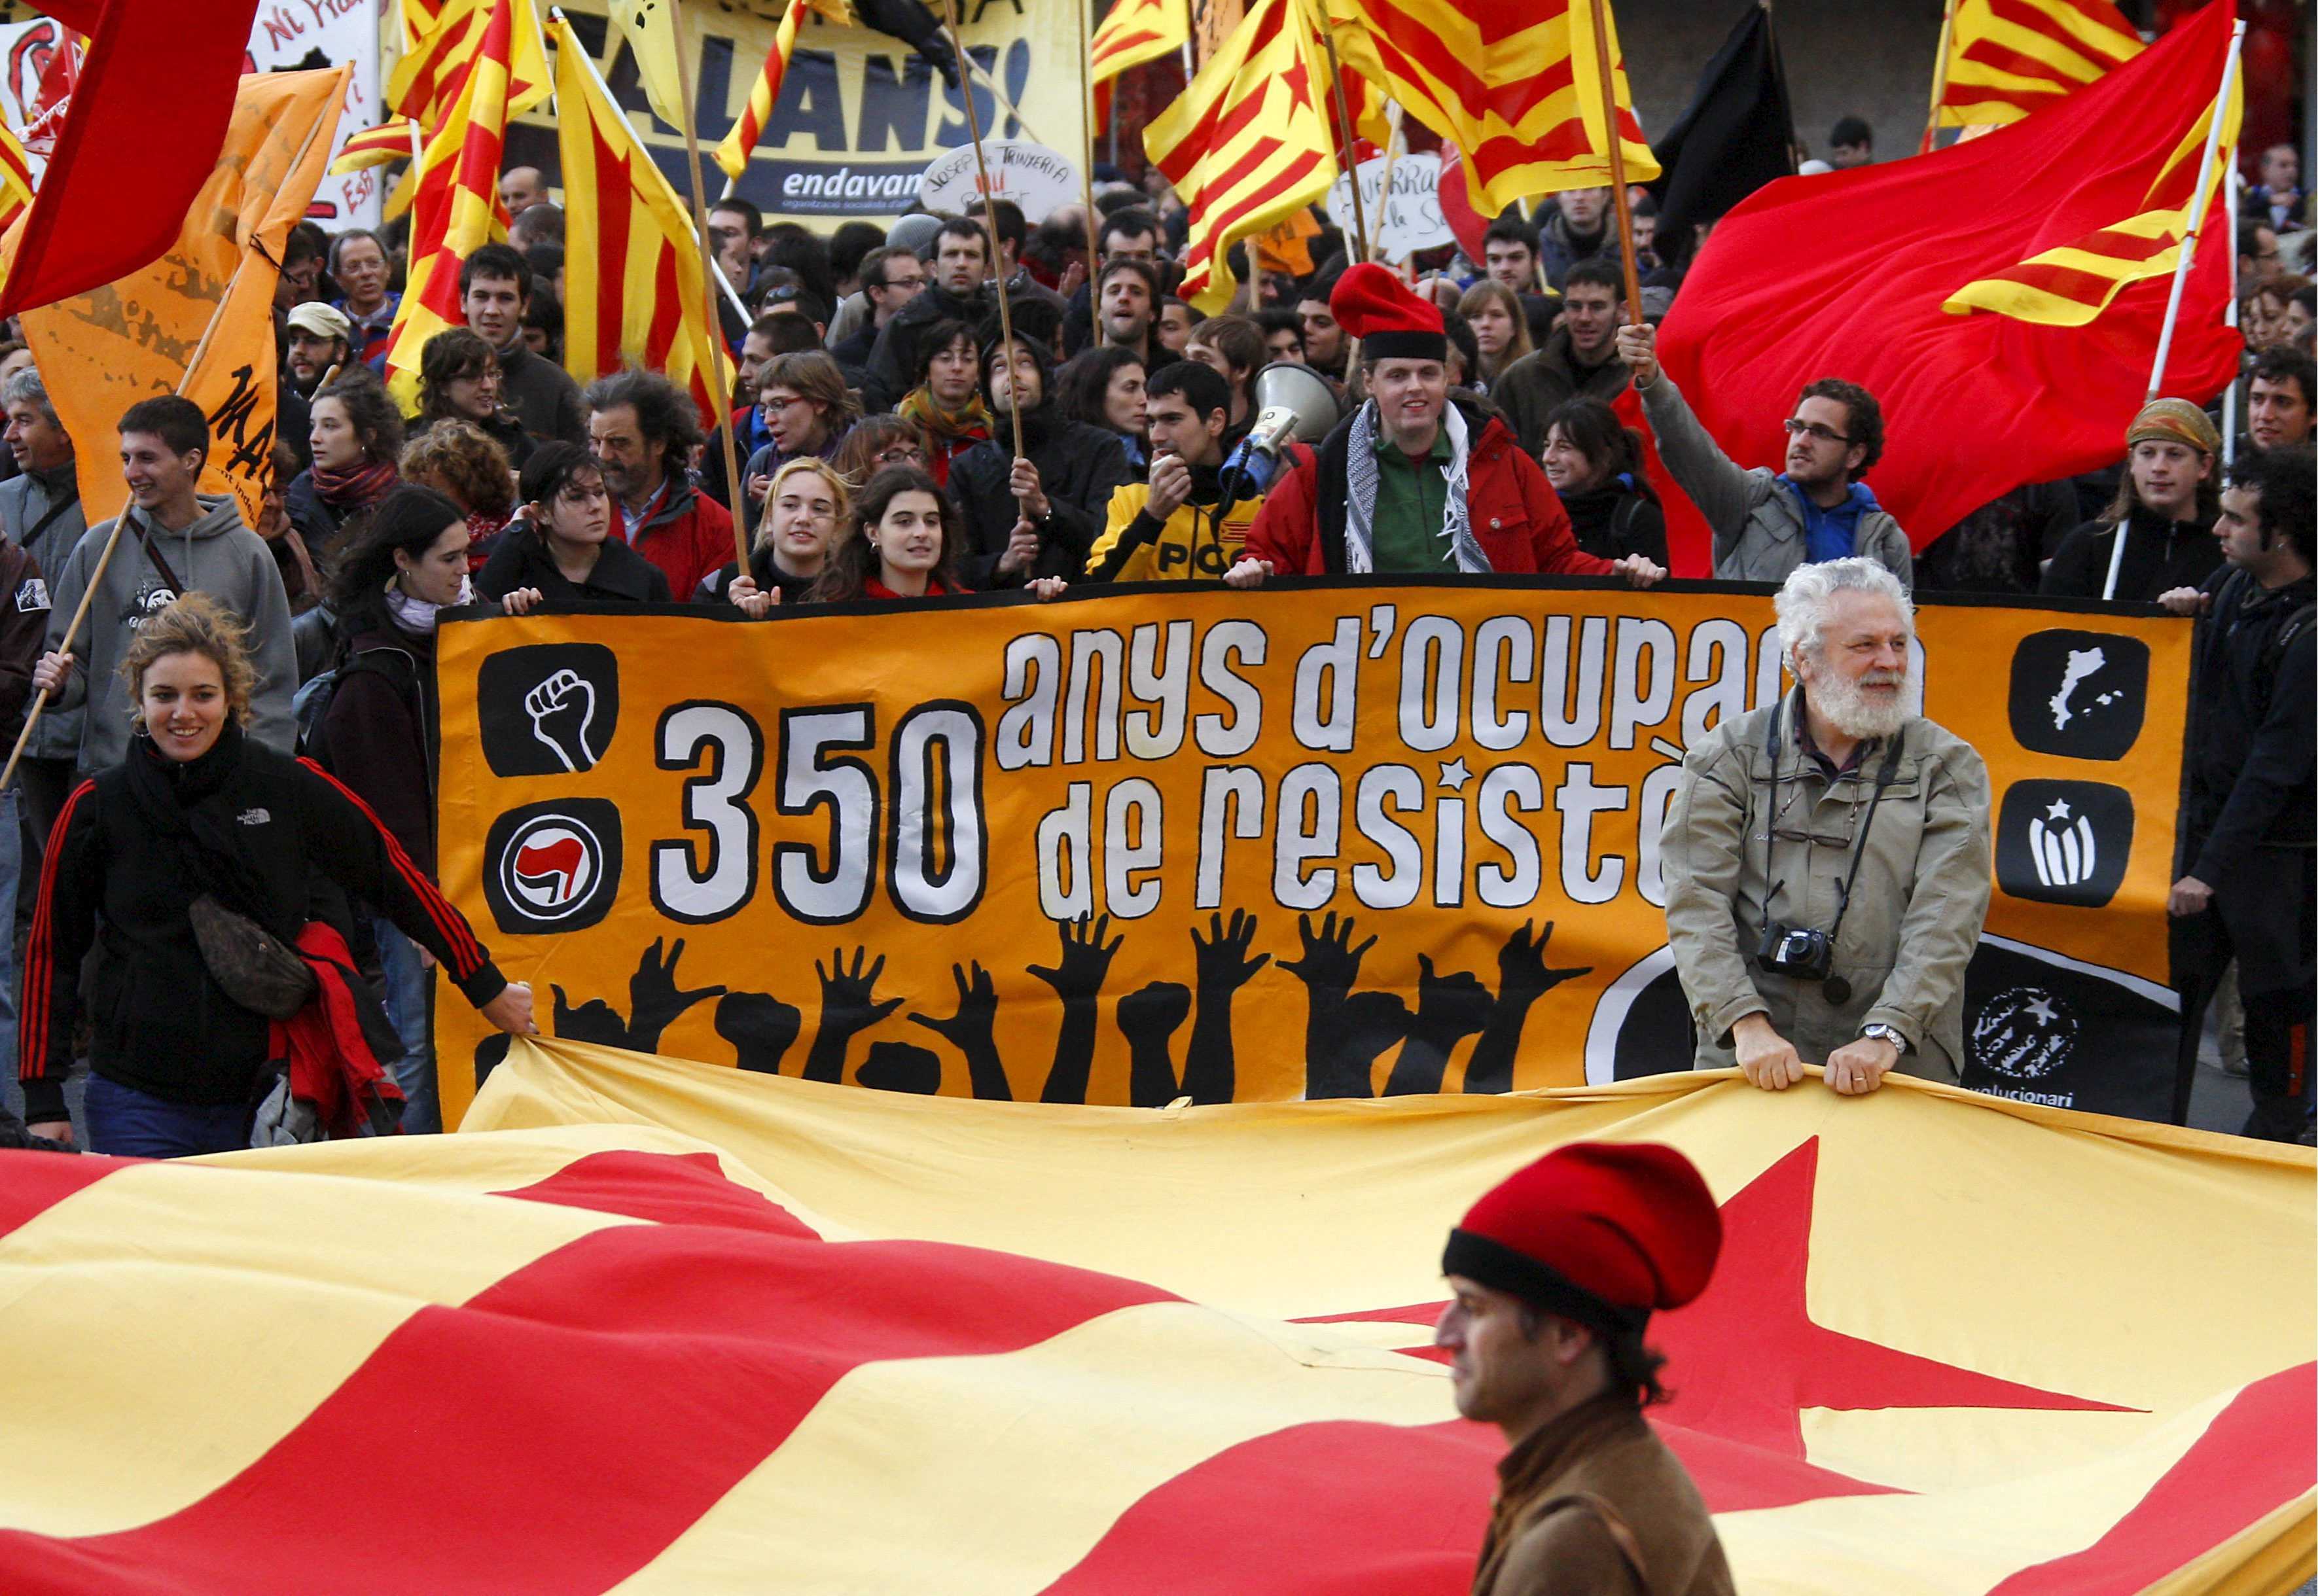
[1442,1142,1721,1335]
[1330,261,1448,362]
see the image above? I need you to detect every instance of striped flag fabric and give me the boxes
[0,119,34,233]
[379,0,524,410]
[1943,58,2238,327]
[330,0,550,176]
[554,15,737,431]
[1143,0,1336,313]
[1935,0,2144,130]
[1325,0,1658,213]
[1090,0,1188,124]
[0,1035,2303,1591]
[712,0,810,182]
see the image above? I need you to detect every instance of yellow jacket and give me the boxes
[1085,480,1265,582]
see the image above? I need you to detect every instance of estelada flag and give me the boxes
[0,0,262,318]
[1658,0,2240,549]
[1090,0,1188,125]
[1935,0,2143,130]
[330,0,552,179]
[0,1037,2302,1591]
[2,68,348,529]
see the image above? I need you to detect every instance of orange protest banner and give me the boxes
[5,67,347,528]
[433,582,2190,1128]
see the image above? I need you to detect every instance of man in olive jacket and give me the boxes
[1662,558,1990,1092]
[1615,321,1913,588]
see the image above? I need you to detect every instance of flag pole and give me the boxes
[662,0,755,576]
[1077,0,1103,287]
[1918,0,1955,156]
[1581,0,1645,327]
[939,0,1027,474]
[1366,100,1404,266]
[2220,137,2241,469]
[1317,27,1370,264]
[2107,15,2243,602]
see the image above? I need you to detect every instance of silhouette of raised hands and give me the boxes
[806,946,902,1083]
[1033,914,1124,1104]
[716,990,802,1075]
[1281,912,1410,1097]
[627,937,725,1052]
[908,960,1011,1101]
[1183,908,1268,1103]
[1385,953,1497,1095]
[1117,979,1192,1107]
[1466,920,1593,1094]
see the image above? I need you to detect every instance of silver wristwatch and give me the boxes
[1860,1023,1908,1053]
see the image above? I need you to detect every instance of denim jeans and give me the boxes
[374,916,440,1135]
[84,1073,251,1158]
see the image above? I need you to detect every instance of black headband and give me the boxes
[1442,1228,1650,1340]
[1361,328,1450,362]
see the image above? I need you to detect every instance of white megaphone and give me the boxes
[1218,361,1342,503]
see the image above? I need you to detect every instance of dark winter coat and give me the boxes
[312,616,438,872]
[475,525,673,605]
[946,406,1134,587]
[1493,328,1631,457]
[18,722,505,1122]
[2039,503,2220,603]
[1557,480,1668,566]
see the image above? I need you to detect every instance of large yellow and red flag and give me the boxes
[1145,0,1336,313]
[380,0,527,410]
[0,1038,2304,1591]
[712,0,810,182]
[330,0,550,181]
[0,120,33,234]
[1326,0,1658,213]
[1934,0,2144,130]
[554,16,737,430]
[1090,0,1189,124]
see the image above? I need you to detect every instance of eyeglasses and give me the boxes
[1783,417,1854,445]
[876,445,927,467]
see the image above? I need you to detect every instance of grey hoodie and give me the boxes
[0,461,86,762]
[44,493,296,776]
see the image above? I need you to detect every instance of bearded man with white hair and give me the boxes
[1661,558,1991,1094]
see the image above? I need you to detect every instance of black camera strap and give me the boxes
[1756,691,1907,951]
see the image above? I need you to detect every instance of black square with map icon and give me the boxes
[2006,630,2148,762]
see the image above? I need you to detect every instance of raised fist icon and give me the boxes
[526,668,600,772]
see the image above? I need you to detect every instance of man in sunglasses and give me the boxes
[1615,322,1912,586]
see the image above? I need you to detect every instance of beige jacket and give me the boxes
[1471,1395,1734,1596]
[1660,688,1992,1080]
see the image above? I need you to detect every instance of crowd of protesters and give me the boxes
[0,123,2305,1155]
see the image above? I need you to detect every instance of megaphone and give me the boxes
[1218,361,1342,502]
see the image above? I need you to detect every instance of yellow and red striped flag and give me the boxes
[1935,0,2144,129]
[1090,0,1189,124]
[380,0,526,410]
[1943,43,2238,327]
[1145,0,1336,314]
[0,1037,2303,1590]
[1325,0,1657,213]
[554,14,736,431]
[331,0,549,177]
[712,0,809,183]
[0,118,33,234]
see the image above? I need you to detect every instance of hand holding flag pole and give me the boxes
[658,0,756,577]
[2102,15,2243,602]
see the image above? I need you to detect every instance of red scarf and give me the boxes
[269,921,404,1139]
[308,457,399,510]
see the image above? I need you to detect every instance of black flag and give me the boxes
[1648,2,1796,255]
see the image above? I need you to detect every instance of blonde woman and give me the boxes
[19,594,533,1155]
[1457,279,1533,391]
[707,457,853,614]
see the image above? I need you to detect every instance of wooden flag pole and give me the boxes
[2220,133,2241,469]
[1077,0,1104,285]
[940,0,1027,472]
[664,0,755,575]
[1582,0,1645,327]
[1366,101,1404,265]
[1919,0,1956,156]
[1317,27,1370,264]
[2106,15,2243,602]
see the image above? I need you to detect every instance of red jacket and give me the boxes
[1245,404,1613,577]
[632,477,737,602]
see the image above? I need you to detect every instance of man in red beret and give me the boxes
[1226,264,1666,588]
[1435,1141,1734,1595]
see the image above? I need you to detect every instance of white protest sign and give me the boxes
[918,139,1079,222]
[1326,151,1453,263]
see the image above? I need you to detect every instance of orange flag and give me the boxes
[2,67,347,527]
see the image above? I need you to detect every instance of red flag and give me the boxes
[0,0,265,319]
[1657,2,2241,550]
[1611,387,1715,578]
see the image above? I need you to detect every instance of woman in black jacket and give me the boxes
[313,485,480,1133]
[701,457,851,613]
[475,443,671,606]
[1541,397,1670,567]
[20,594,533,1156]
[945,333,1134,588]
